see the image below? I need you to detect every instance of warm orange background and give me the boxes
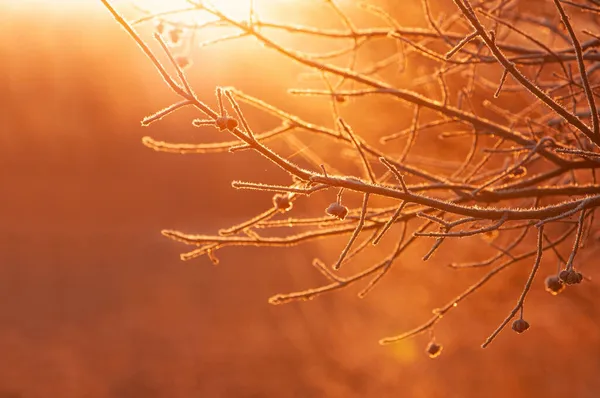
[1,1,600,397]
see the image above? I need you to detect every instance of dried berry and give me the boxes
[544,275,565,295]
[226,117,238,131]
[334,94,347,103]
[570,272,583,285]
[512,318,530,334]
[273,194,293,212]
[215,116,237,131]
[426,341,443,358]
[168,28,183,45]
[481,229,499,242]
[215,117,227,131]
[326,202,348,220]
[174,55,191,69]
[155,20,165,35]
[559,269,583,285]
[509,166,527,178]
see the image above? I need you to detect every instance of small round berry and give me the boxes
[544,275,565,295]
[481,229,499,242]
[155,20,165,35]
[215,117,228,131]
[334,94,347,103]
[510,166,527,178]
[425,341,443,359]
[226,117,238,131]
[168,28,183,45]
[571,271,583,284]
[273,194,293,212]
[215,116,238,131]
[175,55,191,69]
[559,269,583,285]
[512,318,530,334]
[326,202,349,220]
[216,118,226,130]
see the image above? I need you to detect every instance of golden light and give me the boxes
[0,0,263,20]
[129,0,285,24]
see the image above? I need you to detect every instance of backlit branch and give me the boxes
[103,0,599,354]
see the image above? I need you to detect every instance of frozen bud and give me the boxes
[544,275,565,295]
[559,269,583,285]
[512,318,530,334]
[426,341,443,359]
[326,202,348,220]
[273,194,293,212]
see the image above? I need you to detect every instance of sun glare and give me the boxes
[130,0,265,23]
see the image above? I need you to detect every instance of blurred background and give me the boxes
[1,1,600,397]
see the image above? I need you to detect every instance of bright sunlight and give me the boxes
[129,0,288,23]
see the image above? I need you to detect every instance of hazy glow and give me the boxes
[1,0,253,15]
[131,0,262,22]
